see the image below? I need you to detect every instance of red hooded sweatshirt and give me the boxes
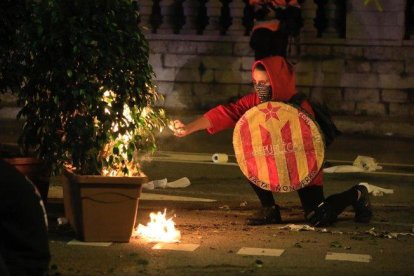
[203,56,323,186]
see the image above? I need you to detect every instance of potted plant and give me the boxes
[0,0,50,203]
[17,0,168,242]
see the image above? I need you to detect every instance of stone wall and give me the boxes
[1,0,413,136]
[139,0,414,119]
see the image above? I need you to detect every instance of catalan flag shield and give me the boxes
[233,102,325,192]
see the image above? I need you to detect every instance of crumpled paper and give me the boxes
[366,227,414,239]
[353,155,383,172]
[142,177,191,190]
[279,224,326,232]
[166,177,191,188]
[359,182,394,197]
[324,155,382,173]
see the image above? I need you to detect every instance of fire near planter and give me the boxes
[2,157,50,203]
[63,169,147,242]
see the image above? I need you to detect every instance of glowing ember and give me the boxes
[134,209,181,243]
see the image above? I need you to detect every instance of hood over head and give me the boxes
[252,56,296,102]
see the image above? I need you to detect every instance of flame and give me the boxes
[134,209,181,243]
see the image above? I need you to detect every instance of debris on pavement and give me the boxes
[323,165,364,173]
[366,227,414,239]
[212,153,229,163]
[323,155,382,173]
[142,178,167,190]
[219,205,230,210]
[67,240,112,247]
[240,201,248,207]
[353,155,383,172]
[279,224,323,232]
[166,177,191,188]
[57,217,68,226]
[142,177,191,190]
[359,182,394,196]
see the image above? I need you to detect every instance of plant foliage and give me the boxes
[17,0,167,175]
[0,0,29,94]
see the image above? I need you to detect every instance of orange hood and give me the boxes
[252,56,296,102]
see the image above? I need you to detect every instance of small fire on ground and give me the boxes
[133,209,181,243]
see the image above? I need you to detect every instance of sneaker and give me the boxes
[305,202,337,227]
[247,205,282,226]
[352,185,373,223]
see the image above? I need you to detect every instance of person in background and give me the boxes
[249,0,304,60]
[171,56,372,227]
[0,159,50,275]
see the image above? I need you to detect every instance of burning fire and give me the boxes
[134,209,181,243]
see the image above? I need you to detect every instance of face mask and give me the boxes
[254,83,272,103]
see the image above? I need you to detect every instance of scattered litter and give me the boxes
[166,177,191,188]
[67,239,112,247]
[240,201,248,207]
[254,259,264,268]
[359,182,394,197]
[324,155,382,173]
[212,153,229,163]
[57,217,68,226]
[237,247,285,257]
[279,224,341,234]
[323,165,364,173]
[330,241,343,248]
[142,178,167,190]
[152,243,199,252]
[219,205,230,210]
[141,193,216,202]
[142,177,190,189]
[366,227,414,239]
[280,224,317,232]
[353,155,383,172]
[294,242,302,248]
[280,224,414,240]
[325,252,372,263]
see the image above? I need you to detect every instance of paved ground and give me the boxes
[1,119,414,275]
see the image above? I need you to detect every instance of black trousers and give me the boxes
[249,181,359,218]
[249,182,325,215]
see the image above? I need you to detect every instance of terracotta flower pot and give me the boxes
[2,157,50,203]
[63,169,147,242]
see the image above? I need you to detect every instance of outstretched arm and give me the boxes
[172,116,211,137]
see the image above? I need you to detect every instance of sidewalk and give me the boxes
[1,116,414,275]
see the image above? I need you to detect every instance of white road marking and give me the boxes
[67,239,112,247]
[327,159,414,168]
[325,252,372,263]
[141,193,216,202]
[152,243,200,251]
[150,151,414,175]
[49,186,217,202]
[237,247,285,257]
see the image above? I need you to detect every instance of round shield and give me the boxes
[233,102,325,192]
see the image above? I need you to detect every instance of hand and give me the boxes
[170,120,190,137]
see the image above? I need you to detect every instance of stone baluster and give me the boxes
[149,0,163,33]
[242,0,254,36]
[334,0,346,38]
[196,0,210,35]
[405,0,414,39]
[226,0,245,36]
[204,0,222,35]
[172,0,186,34]
[219,0,232,35]
[313,0,328,37]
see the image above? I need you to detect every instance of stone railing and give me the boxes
[137,0,414,40]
